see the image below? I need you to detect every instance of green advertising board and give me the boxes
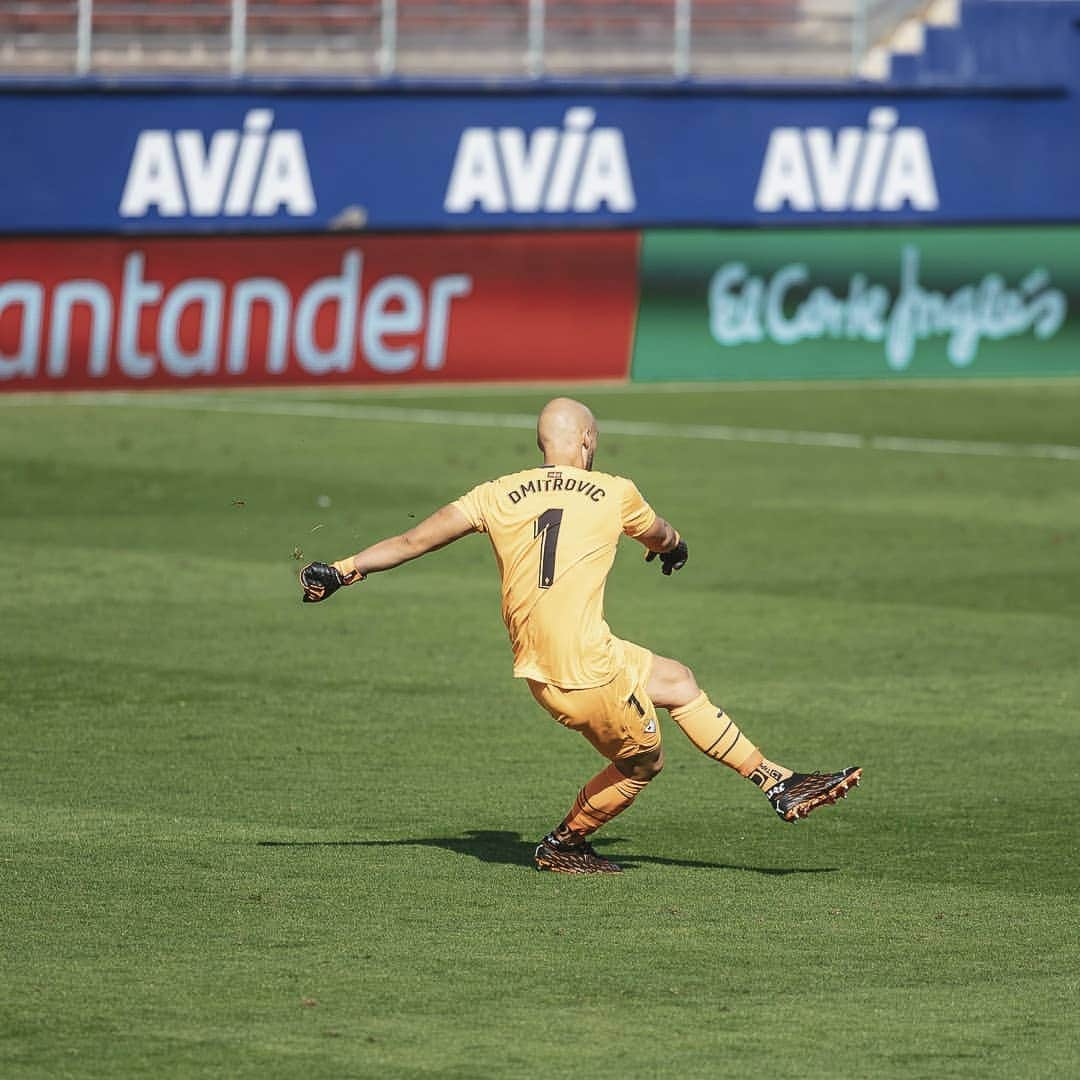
[632,228,1080,381]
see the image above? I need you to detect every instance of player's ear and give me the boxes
[582,426,597,470]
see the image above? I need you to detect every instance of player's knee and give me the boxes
[649,657,700,706]
[670,662,699,704]
[619,747,664,782]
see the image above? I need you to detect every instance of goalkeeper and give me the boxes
[301,397,861,875]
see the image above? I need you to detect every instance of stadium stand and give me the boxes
[0,0,932,79]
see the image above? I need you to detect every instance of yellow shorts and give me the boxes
[527,639,659,762]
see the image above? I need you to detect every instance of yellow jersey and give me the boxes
[453,465,657,689]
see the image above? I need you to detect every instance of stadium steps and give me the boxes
[0,0,910,80]
[873,0,1080,86]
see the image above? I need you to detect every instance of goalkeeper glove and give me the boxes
[645,537,688,576]
[300,560,364,603]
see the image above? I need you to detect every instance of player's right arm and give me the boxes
[621,480,689,576]
[638,515,689,576]
[635,514,680,555]
[300,503,476,603]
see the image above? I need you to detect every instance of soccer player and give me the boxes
[300,398,861,875]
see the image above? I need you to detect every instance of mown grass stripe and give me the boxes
[7,392,1077,463]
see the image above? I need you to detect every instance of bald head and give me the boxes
[537,397,598,471]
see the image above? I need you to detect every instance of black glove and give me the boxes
[300,561,361,603]
[645,538,689,576]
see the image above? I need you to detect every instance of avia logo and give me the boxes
[444,107,636,215]
[754,108,939,213]
[119,109,316,219]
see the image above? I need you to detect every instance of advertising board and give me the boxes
[0,233,638,390]
[632,228,1080,381]
[2,89,1079,233]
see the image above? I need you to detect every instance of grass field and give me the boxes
[2,380,1078,1079]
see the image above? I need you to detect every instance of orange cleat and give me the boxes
[766,767,862,823]
[534,834,623,874]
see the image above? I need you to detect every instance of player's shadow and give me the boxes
[257,830,838,875]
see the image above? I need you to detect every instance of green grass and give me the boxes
[2,380,1079,1079]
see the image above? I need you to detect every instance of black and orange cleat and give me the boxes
[534,833,623,874]
[766,767,862,823]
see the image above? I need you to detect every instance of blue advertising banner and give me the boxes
[2,88,1079,233]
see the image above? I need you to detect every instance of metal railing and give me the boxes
[0,0,929,79]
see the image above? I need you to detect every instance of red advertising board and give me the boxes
[0,233,639,390]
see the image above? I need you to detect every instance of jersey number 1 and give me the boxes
[534,508,564,589]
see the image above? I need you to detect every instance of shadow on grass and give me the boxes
[258,830,838,875]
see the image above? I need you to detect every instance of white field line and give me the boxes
[4,376,1080,405]
[3,392,1080,461]
[7,376,1080,403]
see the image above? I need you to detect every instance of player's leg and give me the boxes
[550,746,663,843]
[535,747,662,874]
[647,656,764,774]
[529,658,662,873]
[647,655,861,822]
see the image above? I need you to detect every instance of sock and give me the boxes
[669,692,792,791]
[556,763,650,840]
[745,756,794,793]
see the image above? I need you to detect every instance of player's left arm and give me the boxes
[344,503,476,576]
[300,503,476,602]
